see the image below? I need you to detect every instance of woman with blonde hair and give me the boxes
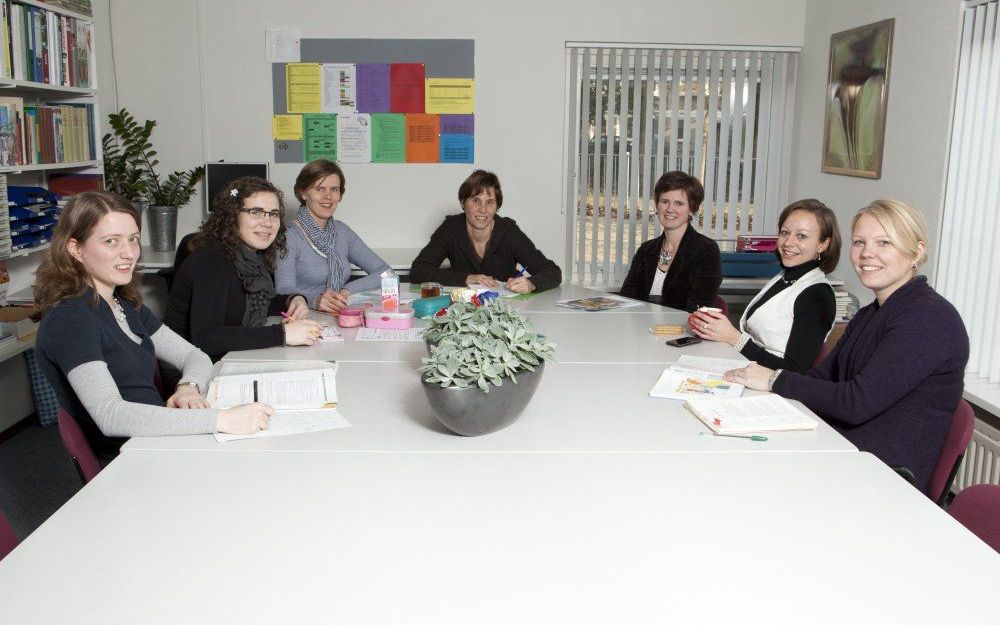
[35,191,273,459]
[726,200,969,494]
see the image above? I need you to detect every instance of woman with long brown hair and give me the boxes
[164,177,322,362]
[35,191,273,459]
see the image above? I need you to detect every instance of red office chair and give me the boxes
[927,399,975,506]
[57,408,103,484]
[948,484,1000,554]
[711,295,729,317]
[0,511,18,561]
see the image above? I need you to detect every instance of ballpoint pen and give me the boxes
[713,432,768,441]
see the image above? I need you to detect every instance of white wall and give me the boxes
[788,0,963,303]
[103,0,806,271]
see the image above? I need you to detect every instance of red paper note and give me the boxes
[390,63,425,113]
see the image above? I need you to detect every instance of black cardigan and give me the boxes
[164,244,290,362]
[410,214,562,291]
[618,225,722,312]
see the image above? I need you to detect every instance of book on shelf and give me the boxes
[3,1,93,87]
[648,355,747,401]
[685,394,819,434]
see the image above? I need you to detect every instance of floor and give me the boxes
[0,420,82,544]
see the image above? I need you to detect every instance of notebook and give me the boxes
[648,356,748,400]
[684,395,819,434]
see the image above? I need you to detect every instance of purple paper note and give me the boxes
[356,63,390,113]
[440,114,474,135]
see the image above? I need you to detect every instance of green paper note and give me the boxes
[304,113,337,161]
[371,113,405,163]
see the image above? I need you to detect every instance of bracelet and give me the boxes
[733,332,751,351]
[177,381,200,394]
[767,369,783,392]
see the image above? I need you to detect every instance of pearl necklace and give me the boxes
[111,296,126,323]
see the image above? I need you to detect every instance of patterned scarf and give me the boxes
[231,243,276,327]
[296,206,350,291]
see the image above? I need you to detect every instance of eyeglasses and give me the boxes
[239,208,283,221]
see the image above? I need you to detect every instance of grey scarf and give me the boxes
[296,206,351,291]
[231,244,276,327]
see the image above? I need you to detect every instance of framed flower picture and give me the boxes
[822,18,895,178]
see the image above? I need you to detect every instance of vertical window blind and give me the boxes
[563,44,799,287]
[939,0,1000,384]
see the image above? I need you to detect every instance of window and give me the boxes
[938,0,1000,383]
[563,45,799,287]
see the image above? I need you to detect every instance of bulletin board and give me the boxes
[271,39,475,165]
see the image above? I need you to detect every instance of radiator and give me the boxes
[953,419,1000,491]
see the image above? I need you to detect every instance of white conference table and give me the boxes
[1,450,997,625]
[124,361,855,453]
[224,310,710,365]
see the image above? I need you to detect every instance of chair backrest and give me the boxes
[711,294,729,317]
[57,408,102,484]
[948,484,1000,554]
[928,399,975,506]
[0,511,17,561]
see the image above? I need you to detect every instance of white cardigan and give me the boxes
[739,267,833,360]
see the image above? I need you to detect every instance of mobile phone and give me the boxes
[666,336,703,347]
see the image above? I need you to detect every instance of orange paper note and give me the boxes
[406,114,440,163]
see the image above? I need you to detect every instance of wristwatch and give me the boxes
[177,381,201,394]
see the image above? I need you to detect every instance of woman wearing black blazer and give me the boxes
[619,171,722,311]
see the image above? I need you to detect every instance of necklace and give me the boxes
[658,247,674,267]
[111,296,126,323]
[779,273,798,285]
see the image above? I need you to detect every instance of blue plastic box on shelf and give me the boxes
[720,252,781,278]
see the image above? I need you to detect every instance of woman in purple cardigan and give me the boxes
[726,200,969,494]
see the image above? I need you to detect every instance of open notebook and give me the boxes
[208,360,349,442]
[684,395,818,434]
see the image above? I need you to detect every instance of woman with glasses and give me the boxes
[164,177,323,362]
[409,169,562,293]
[275,159,390,314]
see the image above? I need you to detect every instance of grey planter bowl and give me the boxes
[421,363,545,436]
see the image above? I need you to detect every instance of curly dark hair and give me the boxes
[190,176,287,269]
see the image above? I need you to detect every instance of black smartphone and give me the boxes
[666,336,702,347]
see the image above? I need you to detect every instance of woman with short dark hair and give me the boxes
[410,169,562,293]
[275,159,389,313]
[690,199,841,372]
[618,170,722,311]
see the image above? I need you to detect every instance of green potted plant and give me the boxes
[418,301,556,436]
[102,108,205,251]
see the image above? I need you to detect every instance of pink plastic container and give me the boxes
[338,306,368,328]
[364,306,415,329]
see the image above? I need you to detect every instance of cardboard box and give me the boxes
[0,306,38,339]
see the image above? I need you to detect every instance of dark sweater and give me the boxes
[164,244,288,362]
[618,225,722,312]
[410,214,562,291]
[773,277,969,494]
[37,291,163,459]
[740,260,836,372]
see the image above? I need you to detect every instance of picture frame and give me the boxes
[821,18,895,179]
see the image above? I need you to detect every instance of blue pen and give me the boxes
[514,265,527,278]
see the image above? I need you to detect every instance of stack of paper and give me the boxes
[648,356,747,400]
[208,360,350,443]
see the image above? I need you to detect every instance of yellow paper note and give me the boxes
[425,78,474,114]
[273,114,303,140]
[286,63,322,113]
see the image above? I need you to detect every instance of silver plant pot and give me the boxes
[421,363,545,436]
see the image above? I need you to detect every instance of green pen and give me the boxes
[713,432,768,441]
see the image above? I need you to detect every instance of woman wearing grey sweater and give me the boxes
[275,160,389,314]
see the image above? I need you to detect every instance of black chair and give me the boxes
[158,232,198,293]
